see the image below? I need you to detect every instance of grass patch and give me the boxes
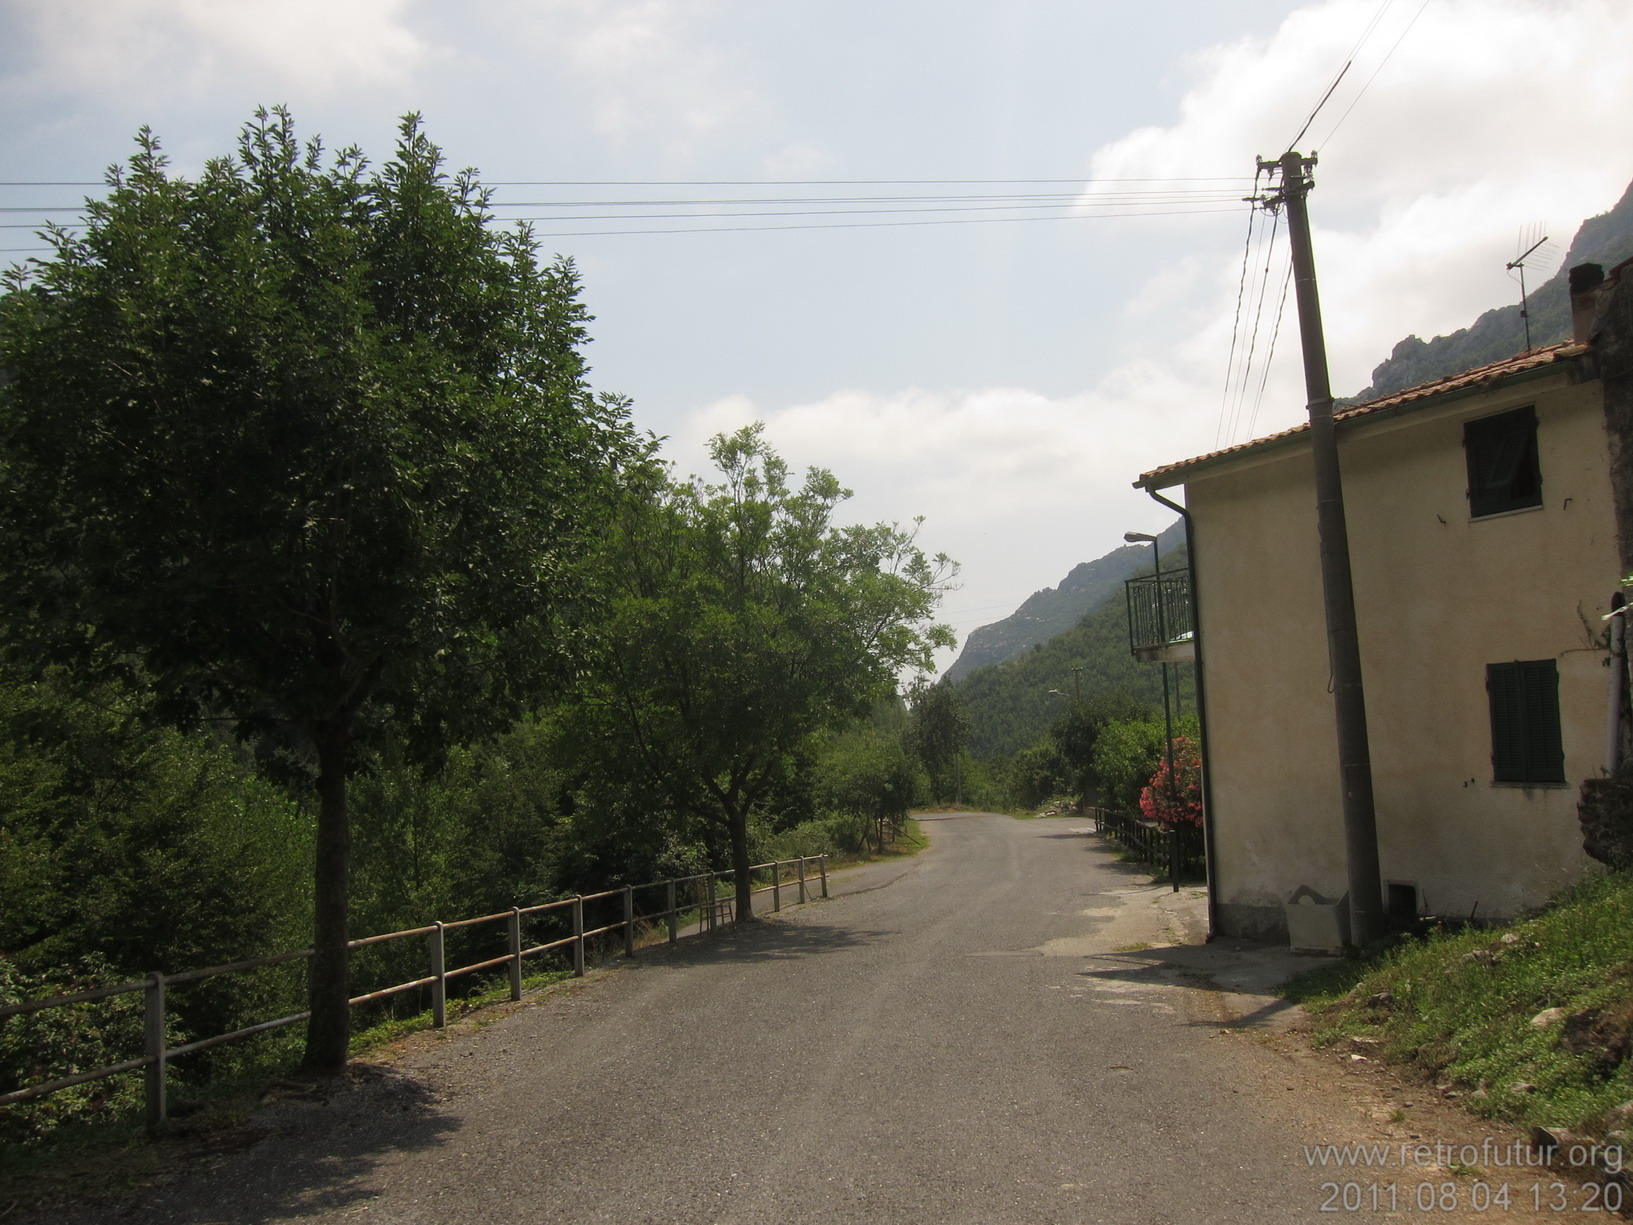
[1284,869,1633,1136]
[822,818,929,871]
[348,967,574,1056]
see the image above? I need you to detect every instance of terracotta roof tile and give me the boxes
[1135,342,1581,489]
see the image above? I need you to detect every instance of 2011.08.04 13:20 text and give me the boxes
[1318,1179,1626,1213]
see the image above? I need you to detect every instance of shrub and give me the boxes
[1138,735,1203,827]
[0,957,163,1142]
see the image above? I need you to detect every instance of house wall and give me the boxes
[1185,371,1619,940]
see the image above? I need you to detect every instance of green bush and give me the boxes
[0,957,161,1142]
[0,666,312,1052]
[1092,713,1199,812]
[755,815,844,861]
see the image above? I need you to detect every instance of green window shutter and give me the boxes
[1487,659,1564,783]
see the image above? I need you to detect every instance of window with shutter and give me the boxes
[1464,407,1542,517]
[1486,659,1564,783]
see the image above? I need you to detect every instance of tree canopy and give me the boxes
[907,679,971,804]
[0,109,636,1068]
[567,424,955,917]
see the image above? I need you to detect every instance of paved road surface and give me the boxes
[55,815,1567,1223]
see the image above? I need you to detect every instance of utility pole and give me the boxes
[1260,151,1385,946]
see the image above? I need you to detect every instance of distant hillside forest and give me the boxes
[953,545,1196,761]
[944,520,1184,681]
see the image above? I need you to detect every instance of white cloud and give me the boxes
[758,141,840,180]
[508,0,769,164]
[670,372,1215,668]
[668,0,1633,670]
[9,0,426,99]
[1085,0,1633,425]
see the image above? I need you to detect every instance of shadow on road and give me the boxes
[1073,947,1307,1031]
[631,916,890,969]
[48,1064,459,1225]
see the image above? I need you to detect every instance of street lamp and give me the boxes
[1126,530,1180,891]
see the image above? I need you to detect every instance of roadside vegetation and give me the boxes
[1285,869,1633,1140]
[1,107,1199,1169]
[0,109,960,1157]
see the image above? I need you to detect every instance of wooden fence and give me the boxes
[0,855,828,1133]
[1089,807,1205,879]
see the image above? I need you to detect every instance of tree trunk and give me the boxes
[727,806,755,921]
[303,719,352,1072]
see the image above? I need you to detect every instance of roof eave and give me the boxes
[1134,351,1583,492]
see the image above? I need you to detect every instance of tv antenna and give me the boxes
[1506,225,1555,351]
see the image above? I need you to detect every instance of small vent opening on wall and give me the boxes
[1387,882,1419,928]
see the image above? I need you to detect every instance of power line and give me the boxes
[1,201,1245,250]
[391,176,1256,187]
[1215,185,1263,450]
[0,175,1255,189]
[1284,0,1398,152]
[490,197,1242,226]
[1285,61,1353,155]
[1244,260,1295,440]
[3,187,1244,217]
[1227,204,1284,444]
[1316,0,1434,149]
[519,204,1242,238]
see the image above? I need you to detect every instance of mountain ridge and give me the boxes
[944,519,1184,682]
[1347,175,1633,402]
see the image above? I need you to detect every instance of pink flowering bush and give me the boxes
[1137,735,1203,828]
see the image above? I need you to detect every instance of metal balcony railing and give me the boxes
[1124,570,1194,660]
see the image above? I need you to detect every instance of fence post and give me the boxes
[666,880,678,943]
[572,897,585,977]
[430,921,447,1028]
[144,971,166,1133]
[509,908,524,1001]
[697,878,706,934]
[797,856,807,904]
[623,885,635,957]
[819,854,829,899]
[773,861,782,913]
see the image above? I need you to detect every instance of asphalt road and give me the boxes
[55,815,1563,1223]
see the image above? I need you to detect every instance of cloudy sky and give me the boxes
[4,0,1630,673]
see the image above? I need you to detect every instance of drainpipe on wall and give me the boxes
[1144,487,1220,941]
[1608,592,1626,775]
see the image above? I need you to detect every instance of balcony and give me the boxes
[1124,570,1195,664]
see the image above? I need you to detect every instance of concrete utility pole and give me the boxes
[1262,150,1385,946]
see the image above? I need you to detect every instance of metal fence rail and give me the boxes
[0,855,829,1131]
[1124,570,1193,654]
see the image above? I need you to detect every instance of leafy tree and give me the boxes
[1049,692,1152,804]
[0,110,633,1069]
[907,679,971,803]
[1092,712,1200,812]
[813,726,919,852]
[1007,740,1069,810]
[571,425,955,918]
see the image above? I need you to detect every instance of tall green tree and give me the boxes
[573,425,954,917]
[1050,692,1152,805]
[0,110,634,1069]
[813,726,919,852]
[907,679,971,804]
